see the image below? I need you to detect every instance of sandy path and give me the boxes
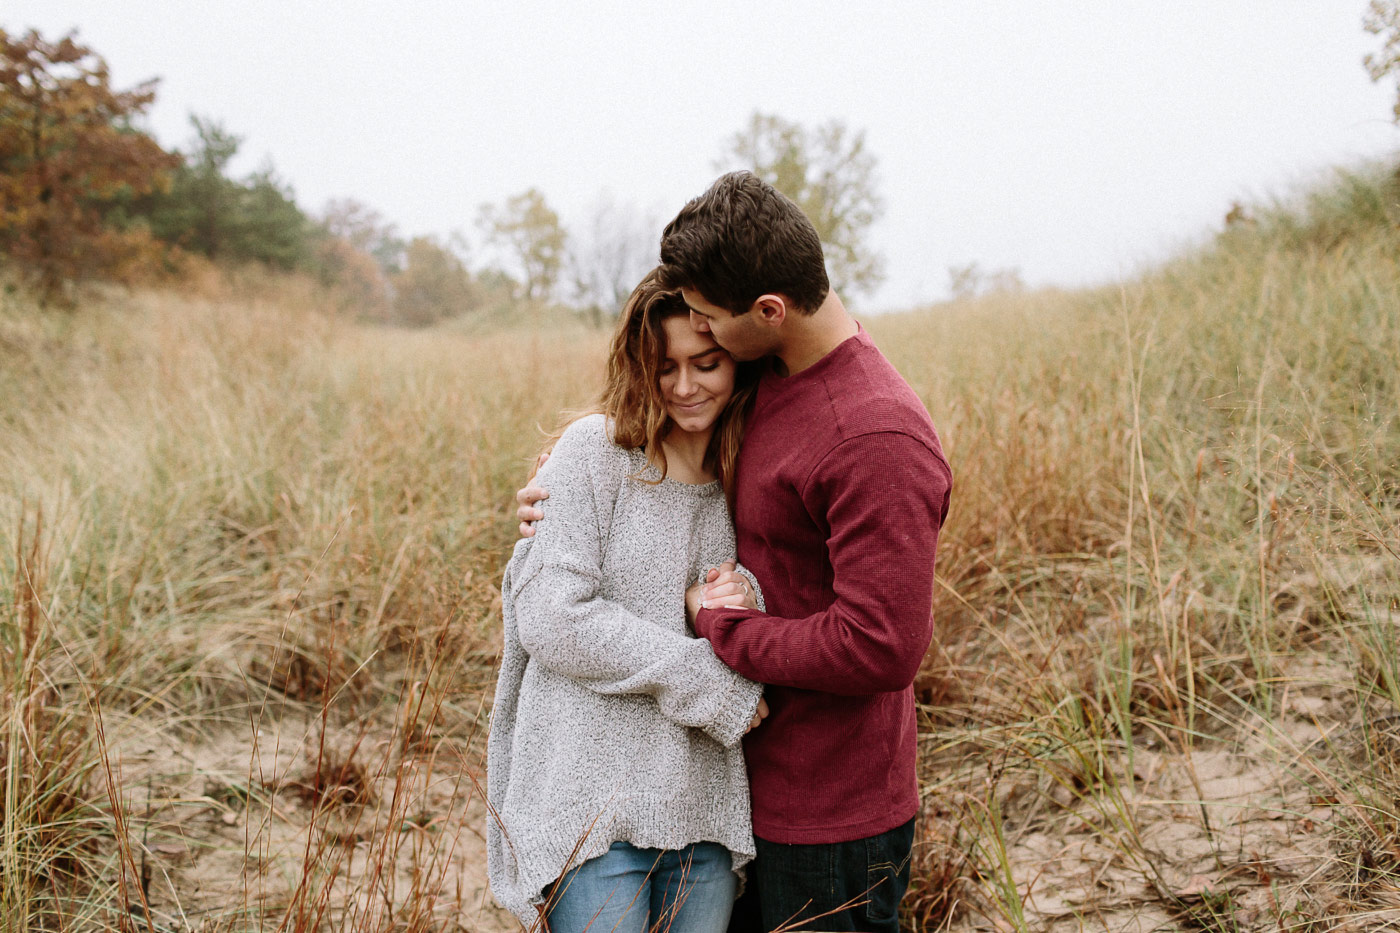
[104,705,519,931]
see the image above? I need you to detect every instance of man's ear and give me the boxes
[750,293,787,327]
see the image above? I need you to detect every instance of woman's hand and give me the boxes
[684,561,754,624]
[700,561,758,611]
[746,696,770,734]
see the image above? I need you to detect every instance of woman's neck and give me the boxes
[657,425,717,484]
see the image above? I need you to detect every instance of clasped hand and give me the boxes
[684,561,758,621]
[685,563,766,732]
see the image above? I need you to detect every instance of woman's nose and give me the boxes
[675,369,696,396]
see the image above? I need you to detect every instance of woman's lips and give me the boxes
[672,399,711,413]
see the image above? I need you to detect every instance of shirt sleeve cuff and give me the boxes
[694,606,718,639]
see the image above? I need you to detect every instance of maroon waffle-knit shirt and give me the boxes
[693,328,952,845]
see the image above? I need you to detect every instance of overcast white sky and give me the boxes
[8,1,1399,309]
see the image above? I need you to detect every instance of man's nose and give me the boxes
[690,310,710,333]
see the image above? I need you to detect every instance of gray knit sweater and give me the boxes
[486,414,765,924]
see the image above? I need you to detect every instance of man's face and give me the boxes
[681,288,772,362]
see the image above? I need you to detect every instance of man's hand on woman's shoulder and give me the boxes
[515,451,551,538]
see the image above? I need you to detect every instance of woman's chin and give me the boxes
[676,422,713,437]
[668,412,718,436]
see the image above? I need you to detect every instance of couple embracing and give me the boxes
[487,171,953,933]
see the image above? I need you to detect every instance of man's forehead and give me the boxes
[681,287,724,316]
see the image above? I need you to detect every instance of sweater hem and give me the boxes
[752,798,919,845]
[492,801,755,925]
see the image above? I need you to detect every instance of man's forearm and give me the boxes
[694,594,932,695]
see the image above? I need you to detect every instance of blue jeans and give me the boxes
[544,840,737,933]
[727,818,915,933]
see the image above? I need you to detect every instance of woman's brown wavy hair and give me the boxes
[539,268,758,509]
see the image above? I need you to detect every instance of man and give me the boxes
[517,171,952,932]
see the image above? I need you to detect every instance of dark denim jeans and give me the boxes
[729,818,915,933]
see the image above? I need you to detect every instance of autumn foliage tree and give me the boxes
[310,198,401,319]
[0,28,178,300]
[477,188,567,302]
[719,112,885,300]
[392,235,476,327]
[321,197,405,275]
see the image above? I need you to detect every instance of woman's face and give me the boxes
[657,314,736,437]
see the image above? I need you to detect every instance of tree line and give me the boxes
[6,10,1398,315]
[0,27,890,320]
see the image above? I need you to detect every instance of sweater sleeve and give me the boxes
[733,564,766,612]
[693,431,952,695]
[509,417,762,747]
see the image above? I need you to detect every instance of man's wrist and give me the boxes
[692,606,716,639]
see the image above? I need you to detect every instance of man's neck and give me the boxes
[773,291,859,376]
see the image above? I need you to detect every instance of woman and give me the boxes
[487,270,766,933]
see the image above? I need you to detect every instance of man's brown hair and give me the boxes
[658,171,830,315]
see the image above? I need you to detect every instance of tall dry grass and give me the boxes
[1,277,606,930]
[870,161,1400,930]
[0,160,1396,931]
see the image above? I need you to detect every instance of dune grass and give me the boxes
[872,160,1400,930]
[1,161,1397,931]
